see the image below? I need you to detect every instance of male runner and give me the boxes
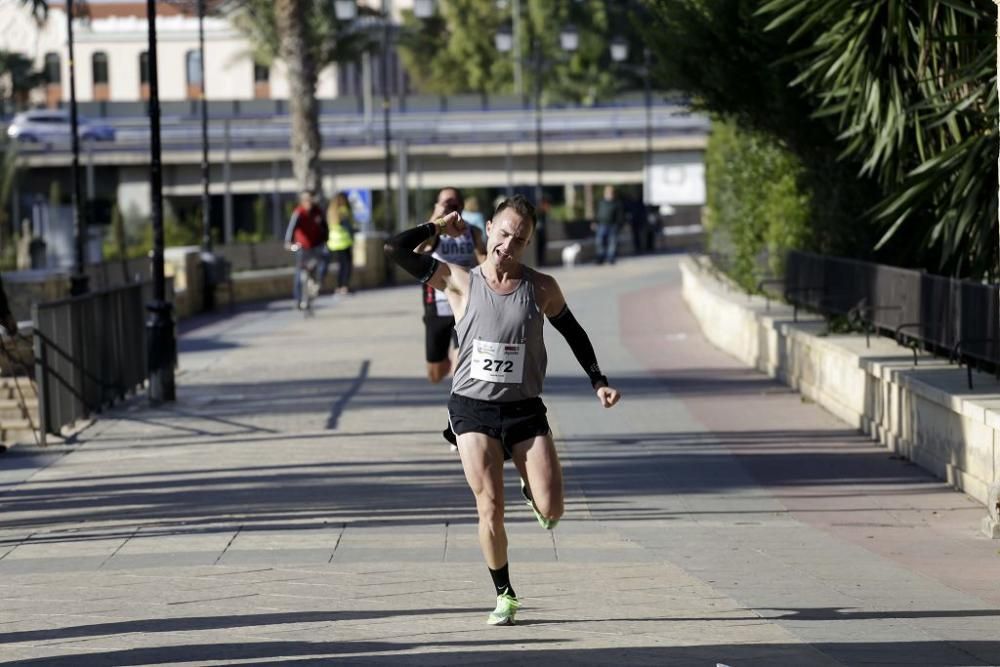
[384,195,621,626]
[417,187,486,384]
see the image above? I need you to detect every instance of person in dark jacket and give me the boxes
[0,274,16,336]
[593,185,624,265]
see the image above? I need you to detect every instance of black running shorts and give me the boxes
[447,393,551,461]
[424,313,457,363]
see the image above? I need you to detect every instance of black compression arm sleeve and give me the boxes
[548,305,608,389]
[384,223,440,283]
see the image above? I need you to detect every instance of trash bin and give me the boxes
[201,252,232,312]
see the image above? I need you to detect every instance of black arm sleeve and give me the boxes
[548,304,608,389]
[383,222,440,283]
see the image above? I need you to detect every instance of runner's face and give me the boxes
[433,189,463,218]
[486,210,532,269]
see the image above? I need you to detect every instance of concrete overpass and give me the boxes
[14,102,708,239]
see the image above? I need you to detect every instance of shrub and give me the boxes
[704,117,811,291]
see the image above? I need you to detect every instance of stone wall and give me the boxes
[680,255,1000,538]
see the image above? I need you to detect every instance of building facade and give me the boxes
[0,0,415,108]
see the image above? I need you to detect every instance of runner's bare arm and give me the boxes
[537,274,621,407]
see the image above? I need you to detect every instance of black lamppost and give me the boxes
[381,1,392,232]
[496,21,578,266]
[146,0,176,403]
[610,36,652,205]
[198,0,210,252]
[334,0,436,234]
[197,0,217,311]
[66,0,89,296]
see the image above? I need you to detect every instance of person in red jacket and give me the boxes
[284,190,330,309]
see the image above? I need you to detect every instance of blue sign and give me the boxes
[346,189,372,232]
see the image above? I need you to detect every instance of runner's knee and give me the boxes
[475,495,505,527]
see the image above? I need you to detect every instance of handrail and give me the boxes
[847,303,903,348]
[755,278,785,311]
[950,338,1000,390]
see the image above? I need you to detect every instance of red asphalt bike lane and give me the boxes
[617,278,1000,606]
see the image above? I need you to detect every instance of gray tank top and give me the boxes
[451,265,547,402]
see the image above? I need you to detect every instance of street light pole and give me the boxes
[333,0,435,236]
[146,0,176,403]
[533,38,545,266]
[198,0,211,253]
[512,0,522,100]
[197,0,216,312]
[381,6,393,233]
[611,36,654,206]
[496,19,577,266]
[643,46,652,204]
[66,0,89,296]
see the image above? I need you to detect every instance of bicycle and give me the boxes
[289,244,323,316]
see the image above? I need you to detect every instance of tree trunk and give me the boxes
[274,0,322,195]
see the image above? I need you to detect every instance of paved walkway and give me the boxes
[2,255,999,666]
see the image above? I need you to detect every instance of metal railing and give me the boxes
[32,282,150,444]
[783,251,1000,388]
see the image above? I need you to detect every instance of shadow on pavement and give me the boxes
[0,608,485,645]
[6,639,1000,666]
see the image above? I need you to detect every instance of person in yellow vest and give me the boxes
[327,192,356,295]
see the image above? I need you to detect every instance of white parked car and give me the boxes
[6,109,116,143]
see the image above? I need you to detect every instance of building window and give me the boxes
[139,51,149,100]
[92,51,109,101]
[92,52,108,84]
[44,52,61,84]
[44,52,61,107]
[253,62,270,99]
[186,49,203,99]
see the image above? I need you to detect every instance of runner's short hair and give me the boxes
[492,195,536,230]
[438,187,464,208]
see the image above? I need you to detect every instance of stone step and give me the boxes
[0,378,37,401]
[0,397,38,421]
[1,419,38,446]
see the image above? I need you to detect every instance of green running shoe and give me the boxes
[487,592,521,626]
[520,477,558,530]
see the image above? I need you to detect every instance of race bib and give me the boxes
[470,339,525,384]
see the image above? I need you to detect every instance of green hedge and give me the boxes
[704,117,811,291]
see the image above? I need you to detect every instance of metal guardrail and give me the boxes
[10,104,707,156]
[49,93,688,122]
[783,250,1000,388]
[32,282,150,444]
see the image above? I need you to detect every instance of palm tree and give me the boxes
[0,51,43,111]
[273,0,321,194]
[22,0,46,20]
[231,0,372,195]
[761,0,998,277]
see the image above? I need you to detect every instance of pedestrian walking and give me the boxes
[326,192,355,295]
[593,185,624,265]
